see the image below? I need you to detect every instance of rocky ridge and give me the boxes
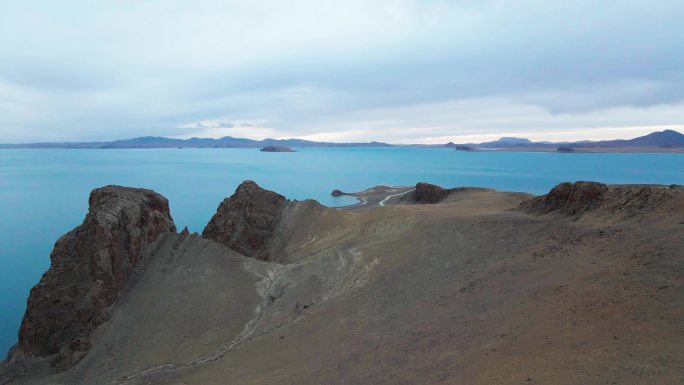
[521,181,682,217]
[11,186,176,371]
[521,181,609,215]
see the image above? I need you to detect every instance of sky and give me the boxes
[0,0,683,144]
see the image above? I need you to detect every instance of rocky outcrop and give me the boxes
[331,189,345,197]
[522,182,684,218]
[603,185,681,214]
[202,181,288,261]
[521,182,609,215]
[16,186,175,368]
[409,182,452,204]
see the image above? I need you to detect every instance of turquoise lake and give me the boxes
[1,147,683,356]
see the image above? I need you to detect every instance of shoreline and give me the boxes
[2,146,684,153]
[333,182,682,212]
[333,185,414,212]
[463,146,684,154]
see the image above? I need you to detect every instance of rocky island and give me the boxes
[259,145,296,152]
[2,180,683,384]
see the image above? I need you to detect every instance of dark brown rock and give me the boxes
[521,182,609,215]
[16,186,175,367]
[522,182,682,218]
[202,181,287,261]
[411,182,452,204]
[331,189,345,197]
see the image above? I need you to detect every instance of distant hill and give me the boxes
[0,136,393,149]
[478,137,533,147]
[572,129,684,148]
[453,129,684,151]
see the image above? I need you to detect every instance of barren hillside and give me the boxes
[2,181,683,385]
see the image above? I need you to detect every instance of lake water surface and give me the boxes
[1,147,683,356]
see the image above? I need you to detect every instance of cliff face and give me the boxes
[17,186,175,368]
[202,181,288,261]
[202,181,336,264]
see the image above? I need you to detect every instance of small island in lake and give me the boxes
[260,145,296,152]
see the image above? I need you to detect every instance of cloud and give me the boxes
[0,0,683,143]
[176,121,287,140]
[186,121,235,130]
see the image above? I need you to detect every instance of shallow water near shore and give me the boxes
[1,147,683,356]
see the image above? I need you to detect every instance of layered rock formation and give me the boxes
[15,186,176,368]
[202,181,288,261]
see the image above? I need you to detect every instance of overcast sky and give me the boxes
[1,0,683,143]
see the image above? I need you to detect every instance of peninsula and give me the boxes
[2,180,683,384]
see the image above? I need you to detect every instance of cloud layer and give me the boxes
[1,0,683,143]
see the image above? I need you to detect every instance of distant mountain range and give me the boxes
[1,129,683,151]
[0,136,392,149]
[445,129,684,151]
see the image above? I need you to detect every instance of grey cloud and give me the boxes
[0,0,683,143]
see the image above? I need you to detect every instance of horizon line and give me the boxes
[1,128,682,147]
